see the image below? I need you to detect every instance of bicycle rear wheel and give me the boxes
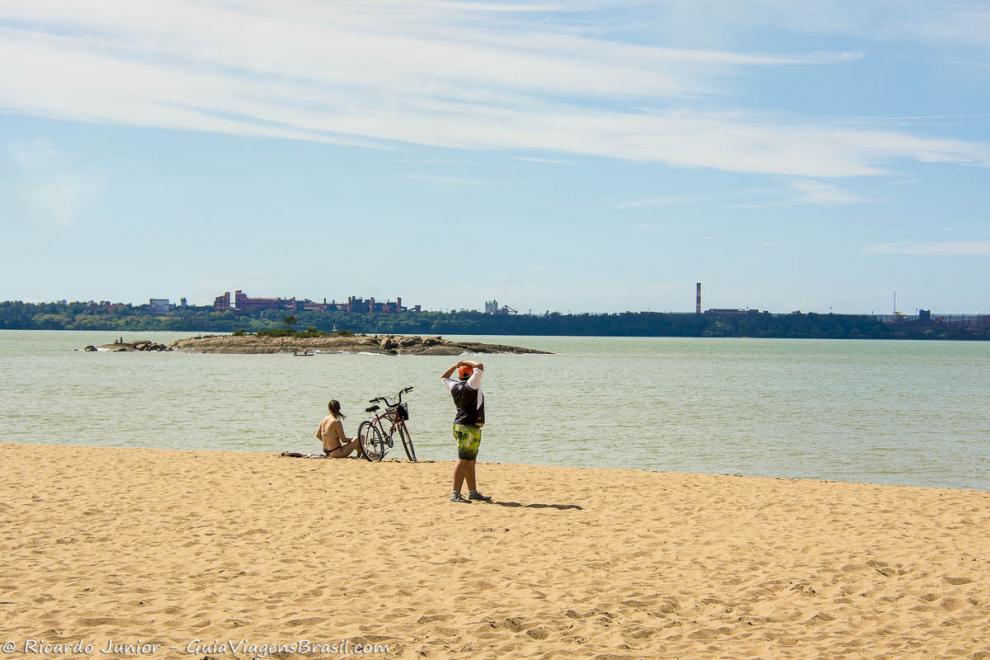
[397,422,417,462]
[358,421,386,462]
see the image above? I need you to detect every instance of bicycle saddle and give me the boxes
[365,405,380,413]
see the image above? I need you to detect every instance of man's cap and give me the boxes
[457,365,474,380]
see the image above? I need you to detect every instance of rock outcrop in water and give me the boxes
[86,340,171,352]
[166,334,550,355]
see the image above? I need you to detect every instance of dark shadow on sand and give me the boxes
[490,501,583,511]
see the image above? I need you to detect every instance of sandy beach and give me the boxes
[1,443,988,658]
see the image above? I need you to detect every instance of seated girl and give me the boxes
[315,400,362,458]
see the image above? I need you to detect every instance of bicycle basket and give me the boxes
[395,402,410,420]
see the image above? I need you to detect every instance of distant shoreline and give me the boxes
[4,327,990,341]
[2,304,989,341]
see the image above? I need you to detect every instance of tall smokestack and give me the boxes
[696,282,702,314]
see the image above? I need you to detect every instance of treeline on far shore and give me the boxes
[1,301,988,340]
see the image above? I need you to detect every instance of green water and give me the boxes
[1,331,987,490]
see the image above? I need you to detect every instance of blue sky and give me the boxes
[0,0,987,314]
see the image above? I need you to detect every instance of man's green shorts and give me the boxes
[453,424,482,461]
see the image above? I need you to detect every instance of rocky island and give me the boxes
[166,333,549,355]
[85,340,170,352]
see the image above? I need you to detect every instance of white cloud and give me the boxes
[788,179,867,205]
[864,240,990,256]
[513,156,574,165]
[393,158,472,164]
[727,179,869,207]
[6,139,102,226]
[0,1,986,178]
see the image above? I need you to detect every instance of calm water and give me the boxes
[1,330,987,490]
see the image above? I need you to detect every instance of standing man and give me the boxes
[440,359,491,503]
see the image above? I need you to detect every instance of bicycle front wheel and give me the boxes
[358,421,386,462]
[397,423,417,462]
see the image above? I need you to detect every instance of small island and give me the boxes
[167,333,549,355]
[85,339,170,352]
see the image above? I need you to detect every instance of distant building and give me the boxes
[938,315,990,328]
[233,290,298,313]
[345,296,406,313]
[705,308,760,315]
[149,298,171,314]
[213,292,231,312]
[346,296,370,313]
[213,290,414,314]
[875,312,990,328]
[301,298,332,313]
[484,299,517,315]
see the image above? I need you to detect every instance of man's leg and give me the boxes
[465,461,491,501]
[453,460,468,492]
[463,426,491,501]
[451,425,475,503]
[465,460,477,492]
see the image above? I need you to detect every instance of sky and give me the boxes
[0,0,987,314]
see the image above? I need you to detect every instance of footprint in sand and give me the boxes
[688,626,731,641]
[805,612,836,625]
[282,617,327,627]
[75,617,136,627]
[525,626,550,640]
[625,627,657,640]
[939,597,962,611]
[500,617,526,633]
[416,614,451,624]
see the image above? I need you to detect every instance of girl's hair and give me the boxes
[327,399,345,420]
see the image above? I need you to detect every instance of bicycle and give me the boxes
[358,386,417,462]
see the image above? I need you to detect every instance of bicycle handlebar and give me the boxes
[369,386,414,407]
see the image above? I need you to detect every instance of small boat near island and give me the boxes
[292,350,315,356]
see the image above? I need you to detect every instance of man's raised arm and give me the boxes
[465,361,484,389]
[440,361,463,380]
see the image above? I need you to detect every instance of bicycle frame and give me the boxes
[367,408,407,449]
[360,386,416,461]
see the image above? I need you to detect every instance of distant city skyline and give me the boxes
[1,2,988,314]
[9,283,980,317]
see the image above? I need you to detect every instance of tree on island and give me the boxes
[283,315,297,331]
